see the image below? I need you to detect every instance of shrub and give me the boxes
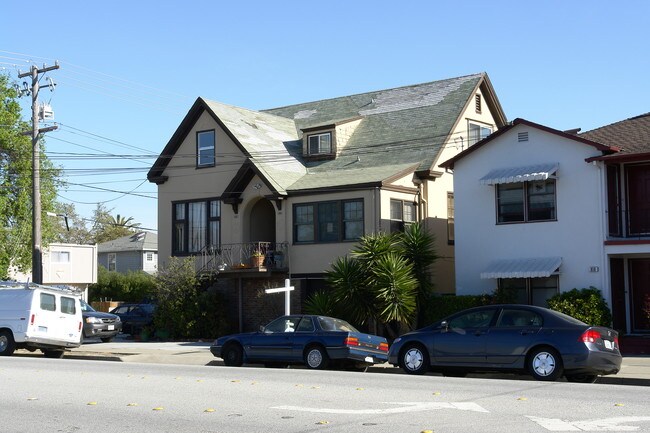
[546,287,612,327]
[89,266,156,302]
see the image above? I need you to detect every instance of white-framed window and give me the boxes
[51,251,70,263]
[447,192,454,245]
[197,130,215,167]
[468,122,492,146]
[308,132,332,155]
[108,253,116,271]
[146,252,154,262]
[496,180,556,223]
[389,199,416,233]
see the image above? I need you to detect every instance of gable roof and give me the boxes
[580,113,650,162]
[97,232,158,254]
[148,73,507,193]
[439,118,617,170]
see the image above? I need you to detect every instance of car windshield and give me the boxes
[317,317,359,332]
[80,300,95,312]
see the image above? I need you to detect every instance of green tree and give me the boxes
[153,257,199,339]
[0,74,62,279]
[50,202,94,244]
[322,229,423,336]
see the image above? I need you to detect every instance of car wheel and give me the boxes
[100,337,114,343]
[222,343,244,367]
[528,347,563,381]
[400,344,429,375]
[565,374,598,383]
[304,345,329,369]
[0,330,16,356]
[42,350,65,359]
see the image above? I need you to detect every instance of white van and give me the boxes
[0,282,83,358]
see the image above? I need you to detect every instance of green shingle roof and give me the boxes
[149,73,505,194]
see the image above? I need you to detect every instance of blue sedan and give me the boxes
[210,315,389,370]
[388,305,622,383]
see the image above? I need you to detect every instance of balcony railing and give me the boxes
[198,242,289,275]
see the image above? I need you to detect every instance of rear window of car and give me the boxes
[60,296,77,315]
[40,293,56,311]
[317,317,359,332]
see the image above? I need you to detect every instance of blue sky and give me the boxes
[2,1,649,233]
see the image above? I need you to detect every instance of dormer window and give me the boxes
[197,130,215,167]
[308,132,332,155]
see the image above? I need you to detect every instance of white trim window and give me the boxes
[308,132,332,155]
[468,122,492,146]
[197,130,215,167]
[108,253,116,271]
[389,199,416,233]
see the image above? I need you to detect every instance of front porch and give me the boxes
[197,241,289,276]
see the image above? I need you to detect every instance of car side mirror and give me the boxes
[440,321,449,332]
[259,325,266,333]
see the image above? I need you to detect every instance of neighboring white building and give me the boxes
[439,119,616,307]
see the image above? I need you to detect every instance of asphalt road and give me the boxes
[2,356,650,433]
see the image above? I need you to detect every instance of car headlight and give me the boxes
[114,316,121,322]
[85,317,103,324]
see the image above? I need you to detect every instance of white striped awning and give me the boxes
[479,163,559,185]
[480,257,562,279]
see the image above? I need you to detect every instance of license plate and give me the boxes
[364,356,373,363]
[604,340,613,350]
[108,325,115,331]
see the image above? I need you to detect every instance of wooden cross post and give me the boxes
[264,279,294,316]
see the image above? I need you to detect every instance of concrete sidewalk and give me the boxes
[61,338,650,386]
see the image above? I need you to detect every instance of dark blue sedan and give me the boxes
[210,315,389,370]
[388,305,622,383]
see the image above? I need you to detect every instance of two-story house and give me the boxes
[97,232,158,274]
[440,115,650,336]
[580,113,650,335]
[148,73,507,331]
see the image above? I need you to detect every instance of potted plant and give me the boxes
[251,250,265,268]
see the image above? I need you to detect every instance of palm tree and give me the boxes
[110,214,140,229]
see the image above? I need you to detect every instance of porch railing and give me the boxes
[198,242,289,275]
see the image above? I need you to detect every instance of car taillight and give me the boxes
[379,342,389,352]
[580,329,602,343]
[344,337,359,347]
[78,322,82,331]
[614,336,619,347]
[30,314,35,325]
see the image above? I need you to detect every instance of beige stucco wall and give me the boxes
[425,86,500,294]
[158,111,249,266]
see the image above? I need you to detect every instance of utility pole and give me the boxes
[18,63,59,284]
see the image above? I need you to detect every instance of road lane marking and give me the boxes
[272,402,489,414]
[527,416,650,431]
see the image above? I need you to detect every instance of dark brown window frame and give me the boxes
[293,199,364,244]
